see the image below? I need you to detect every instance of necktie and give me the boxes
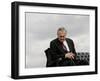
[62,43,68,52]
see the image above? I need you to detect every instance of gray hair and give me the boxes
[57,27,67,34]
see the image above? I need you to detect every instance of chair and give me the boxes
[45,48,57,67]
[75,52,89,65]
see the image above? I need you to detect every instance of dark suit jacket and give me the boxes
[45,38,76,67]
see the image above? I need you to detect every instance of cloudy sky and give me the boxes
[25,12,90,68]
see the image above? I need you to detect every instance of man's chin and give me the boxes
[59,40,64,43]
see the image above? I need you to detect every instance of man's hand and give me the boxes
[65,52,75,59]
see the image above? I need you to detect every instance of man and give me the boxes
[45,27,76,67]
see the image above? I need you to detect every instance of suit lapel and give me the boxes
[56,39,67,54]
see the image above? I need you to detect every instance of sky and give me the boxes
[25,12,90,68]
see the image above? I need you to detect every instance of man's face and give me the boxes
[57,31,66,43]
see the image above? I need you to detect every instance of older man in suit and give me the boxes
[45,27,76,67]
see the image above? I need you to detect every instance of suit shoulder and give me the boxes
[50,38,58,44]
[66,38,74,42]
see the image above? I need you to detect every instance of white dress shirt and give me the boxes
[63,40,70,52]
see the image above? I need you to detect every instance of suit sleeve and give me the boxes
[71,40,77,55]
[50,41,65,60]
[70,39,77,60]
